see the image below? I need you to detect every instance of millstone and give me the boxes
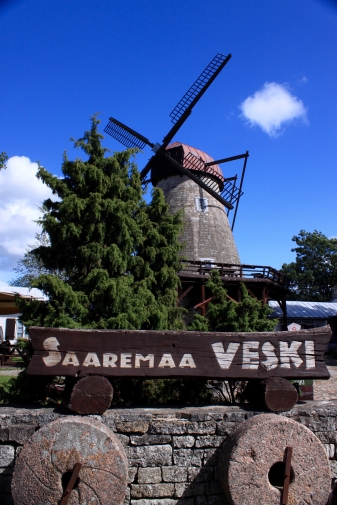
[67,375,113,415]
[11,417,128,505]
[218,413,331,505]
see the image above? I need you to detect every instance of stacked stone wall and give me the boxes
[1,402,336,504]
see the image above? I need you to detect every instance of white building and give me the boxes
[0,285,45,343]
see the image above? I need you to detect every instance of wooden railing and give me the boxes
[179,260,291,288]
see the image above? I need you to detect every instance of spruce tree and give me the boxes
[16,115,184,331]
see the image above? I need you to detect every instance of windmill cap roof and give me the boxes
[166,142,224,180]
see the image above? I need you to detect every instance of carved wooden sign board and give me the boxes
[27,326,331,380]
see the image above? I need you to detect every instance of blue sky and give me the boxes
[0,0,336,283]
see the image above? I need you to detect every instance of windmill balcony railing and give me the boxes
[178,260,291,288]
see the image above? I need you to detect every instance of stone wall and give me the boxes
[1,401,336,505]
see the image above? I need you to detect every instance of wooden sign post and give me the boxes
[27,325,331,380]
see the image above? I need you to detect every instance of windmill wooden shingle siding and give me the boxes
[153,142,240,264]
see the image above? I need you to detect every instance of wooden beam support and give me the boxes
[201,284,206,316]
[178,285,194,303]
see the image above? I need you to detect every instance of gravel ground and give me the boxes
[314,355,337,401]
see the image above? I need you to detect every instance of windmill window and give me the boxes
[195,197,209,212]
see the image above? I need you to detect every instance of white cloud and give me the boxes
[0,156,54,280]
[239,82,307,137]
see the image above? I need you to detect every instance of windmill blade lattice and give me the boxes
[104,117,153,150]
[169,53,229,125]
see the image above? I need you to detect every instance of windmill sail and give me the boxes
[169,53,230,125]
[104,117,153,150]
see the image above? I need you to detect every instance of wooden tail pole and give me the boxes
[282,446,293,505]
[59,462,82,505]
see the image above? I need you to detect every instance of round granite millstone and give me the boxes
[218,413,331,505]
[11,416,128,505]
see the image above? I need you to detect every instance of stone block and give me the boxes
[174,482,205,497]
[116,433,130,446]
[315,431,337,444]
[12,411,37,426]
[116,421,149,434]
[216,422,237,436]
[36,412,59,426]
[186,422,216,435]
[195,436,224,448]
[0,428,9,442]
[298,415,336,432]
[172,436,195,448]
[131,483,174,498]
[324,444,335,459]
[187,466,213,482]
[130,500,177,505]
[149,421,188,435]
[138,468,162,484]
[127,445,172,468]
[162,466,187,483]
[223,411,246,422]
[103,416,117,432]
[128,467,138,483]
[330,460,337,479]
[8,425,35,444]
[115,413,151,424]
[0,446,14,467]
[131,435,171,446]
[189,410,223,422]
[203,448,219,465]
[173,449,203,467]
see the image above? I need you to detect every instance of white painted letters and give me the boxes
[279,341,303,368]
[212,342,240,369]
[158,354,176,368]
[305,341,316,369]
[135,354,154,368]
[83,353,101,367]
[179,354,196,368]
[42,337,62,366]
[261,342,278,371]
[242,341,259,369]
[121,353,132,368]
[62,351,80,367]
[103,353,118,367]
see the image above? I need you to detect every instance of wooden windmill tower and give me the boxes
[104,53,248,266]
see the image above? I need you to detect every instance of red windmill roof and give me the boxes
[166,142,224,181]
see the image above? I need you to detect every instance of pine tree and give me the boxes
[16,115,184,331]
[189,270,274,332]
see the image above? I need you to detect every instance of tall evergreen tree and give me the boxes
[16,116,184,331]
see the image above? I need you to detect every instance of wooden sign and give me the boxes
[26,325,331,380]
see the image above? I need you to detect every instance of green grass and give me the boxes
[0,376,11,387]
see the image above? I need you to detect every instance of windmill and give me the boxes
[104,53,248,265]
